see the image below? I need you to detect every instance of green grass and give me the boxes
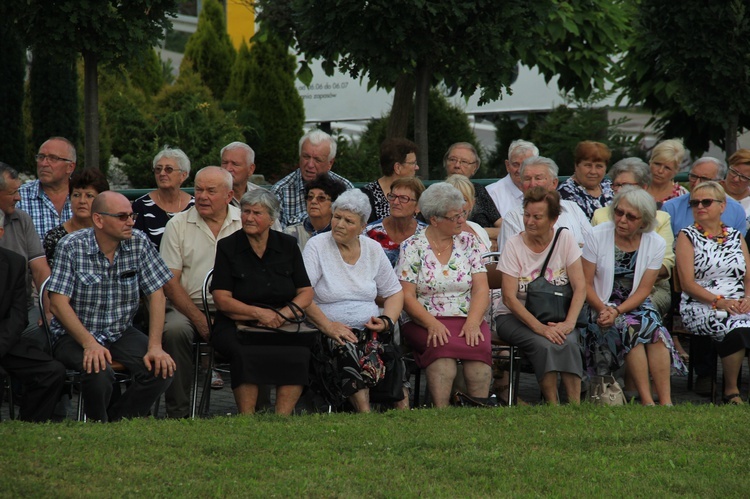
[2,404,748,497]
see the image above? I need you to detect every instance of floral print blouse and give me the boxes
[396,230,486,318]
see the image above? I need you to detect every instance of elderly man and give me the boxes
[498,156,592,253]
[0,163,52,350]
[662,156,746,237]
[443,142,502,243]
[19,137,75,240]
[0,209,65,422]
[48,191,175,422]
[271,129,353,227]
[159,166,241,418]
[486,140,539,218]
[723,149,750,222]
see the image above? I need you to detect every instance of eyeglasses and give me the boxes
[305,194,331,203]
[399,160,418,167]
[97,212,138,222]
[386,193,416,204]
[688,198,723,208]
[613,207,642,222]
[153,165,178,174]
[439,210,468,223]
[687,173,719,183]
[446,157,477,168]
[35,154,73,164]
[612,182,640,189]
[728,167,750,183]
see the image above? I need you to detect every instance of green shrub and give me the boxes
[126,47,166,99]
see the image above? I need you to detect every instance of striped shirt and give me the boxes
[270,169,353,227]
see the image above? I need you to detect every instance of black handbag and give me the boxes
[356,316,407,403]
[525,227,588,327]
[235,302,318,347]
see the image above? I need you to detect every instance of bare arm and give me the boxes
[305,300,358,345]
[142,288,175,378]
[400,280,451,347]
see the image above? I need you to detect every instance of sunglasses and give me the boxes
[613,207,642,222]
[688,198,723,208]
[97,212,138,222]
[153,165,178,174]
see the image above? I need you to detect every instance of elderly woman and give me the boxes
[676,181,750,405]
[445,174,492,251]
[284,173,348,251]
[646,139,687,206]
[583,187,684,406]
[360,138,419,223]
[365,177,426,267]
[211,190,313,415]
[397,182,491,407]
[495,187,585,403]
[44,169,110,267]
[132,146,194,248]
[303,190,404,412]
[443,142,502,244]
[557,140,614,219]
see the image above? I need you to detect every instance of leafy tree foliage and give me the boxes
[618,0,750,156]
[181,0,235,101]
[0,23,26,168]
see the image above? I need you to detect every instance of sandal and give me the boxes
[722,393,743,405]
[210,369,224,390]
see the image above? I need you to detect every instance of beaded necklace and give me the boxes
[694,222,729,245]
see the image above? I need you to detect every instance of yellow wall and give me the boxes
[226,0,255,49]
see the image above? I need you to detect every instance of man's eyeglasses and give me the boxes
[446,157,477,168]
[153,165,178,174]
[613,207,642,222]
[35,154,73,164]
[687,173,720,183]
[97,212,138,222]
[688,198,723,208]
[305,194,331,203]
[386,193,416,204]
[439,210,468,223]
[728,167,750,183]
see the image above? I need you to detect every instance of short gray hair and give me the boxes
[299,129,337,161]
[444,142,481,169]
[608,157,651,186]
[195,166,232,191]
[44,137,77,163]
[221,141,255,165]
[508,140,539,160]
[240,189,281,222]
[153,146,191,174]
[331,189,370,225]
[419,182,465,220]
[610,186,657,233]
[0,162,19,190]
[520,156,559,179]
[692,156,727,180]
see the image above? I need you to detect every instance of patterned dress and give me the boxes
[583,247,686,376]
[132,193,195,249]
[557,177,614,219]
[360,181,390,224]
[364,219,426,267]
[679,225,750,341]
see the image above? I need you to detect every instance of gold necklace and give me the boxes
[429,234,452,256]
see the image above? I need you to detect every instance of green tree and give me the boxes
[9,0,177,170]
[126,47,166,99]
[618,0,750,156]
[257,0,629,177]
[181,0,235,101]
[29,49,79,167]
[0,23,26,168]
[243,35,305,180]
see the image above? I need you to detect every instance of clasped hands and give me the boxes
[716,297,750,315]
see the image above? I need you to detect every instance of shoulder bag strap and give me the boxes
[539,227,567,276]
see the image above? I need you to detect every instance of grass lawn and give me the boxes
[2,404,748,497]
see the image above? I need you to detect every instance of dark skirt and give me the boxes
[212,323,311,388]
[717,327,750,358]
[401,317,492,369]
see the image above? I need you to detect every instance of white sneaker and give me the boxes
[211,370,224,390]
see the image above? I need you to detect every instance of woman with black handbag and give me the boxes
[495,187,586,404]
[582,187,685,406]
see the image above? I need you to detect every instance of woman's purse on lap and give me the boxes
[525,227,588,327]
[235,302,318,347]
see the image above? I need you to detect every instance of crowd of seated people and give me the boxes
[7,130,750,423]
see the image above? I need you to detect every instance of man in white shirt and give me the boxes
[498,156,592,253]
[486,140,539,218]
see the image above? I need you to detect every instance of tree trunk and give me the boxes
[386,73,415,139]
[83,50,100,170]
[414,60,431,179]
[726,112,739,158]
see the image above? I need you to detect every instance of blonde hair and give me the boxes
[444,174,475,204]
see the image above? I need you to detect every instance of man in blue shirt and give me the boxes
[662,156,747,237]
[48,191,175,422]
